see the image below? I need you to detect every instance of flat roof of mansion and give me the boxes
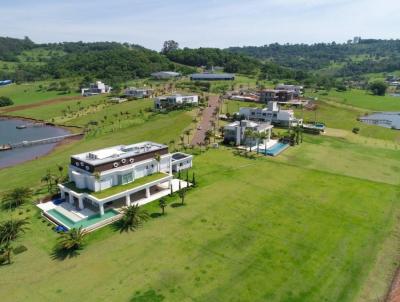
[71,141,167,165]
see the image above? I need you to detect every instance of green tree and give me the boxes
[0,96,14,107]
[161,40,179,54]
[58,227,87,251]
[0,218,29,264]
[119,204,150,232]
[159,198,167,215]
[368,80,388,96]
[178,188,186,205]
[1,187,33,210]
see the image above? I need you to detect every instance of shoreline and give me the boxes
[0,115,84,170]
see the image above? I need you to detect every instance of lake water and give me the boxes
[359,112,400,130]
[0,118,70,169]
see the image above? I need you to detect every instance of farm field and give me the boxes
[0,149,399,301]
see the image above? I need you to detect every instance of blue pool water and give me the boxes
[260,143,289,156]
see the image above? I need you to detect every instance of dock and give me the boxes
[8,133,83,149]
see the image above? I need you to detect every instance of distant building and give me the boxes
[239,102,302,127]
[275,84,303,97]
[154,94,199,109]
[190,73,235,81]
[151,71,181,80]
[0,80,12,86]
[124,87,153,99]
[260,89,294,103]
[81,81,111,96]
[223,120,273,146]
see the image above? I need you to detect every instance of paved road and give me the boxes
[191,95,219,146]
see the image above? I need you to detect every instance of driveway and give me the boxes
[191,95,219,146]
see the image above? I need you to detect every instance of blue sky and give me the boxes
[1,0,399,50]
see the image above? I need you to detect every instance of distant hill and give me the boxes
[0,37,267,83]
[227,39,400,77]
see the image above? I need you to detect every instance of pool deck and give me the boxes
[38,178,191,232]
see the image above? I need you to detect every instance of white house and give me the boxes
[223,120,273,146]
[239,102,303,127]
[151,71,181,80]
[154,94,199,109]
[81,81,111,96]
[275,84,303,97]
[124,87,153,99]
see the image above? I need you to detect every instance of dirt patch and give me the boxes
[387,267,400,302]
[0,95,84,113]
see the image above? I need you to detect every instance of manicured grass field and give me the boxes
[0,149,399,301]
[310,89,400,111]
[295,100,400,141]
[0,81,78,106]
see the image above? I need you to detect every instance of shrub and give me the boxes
[0,96,14,107]
[352,127,360,134]
[368,80,388,96]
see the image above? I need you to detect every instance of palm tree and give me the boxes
[169,139,175,151]
[0,218,29,264]
[119,204,150,232]
[57,164,64,179]
[159,198,167,215]
[58,227,87,251]
[41,170,56,193]
[1,187,33,210]
[153,153,161,172]
[178,188,186,205]
[244,129,255,151]
[184,129,192,145]
[258,132,267,155]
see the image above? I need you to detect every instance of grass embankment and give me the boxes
[0,149,399,301]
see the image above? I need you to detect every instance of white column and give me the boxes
[145,187,150,198]
[125,194,131,206]
[99,204,104,216]
[69,194,74,204]
[60,190,65,199]
[78,197,84,210]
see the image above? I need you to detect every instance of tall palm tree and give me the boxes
[179,188,186,205]
[258,132,267,155]
[0,218,29,264]
[1,187,33,210]
[153,153,161,172]
[57,164,64,180]
[119,204,150,232]
[244,129,255,151]
[41,170,56,193]
[184,129,192,145]
[159,198,167,215]
[58,227,87,251]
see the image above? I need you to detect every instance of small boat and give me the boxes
[0,144,12,151]
[16,125,27,129]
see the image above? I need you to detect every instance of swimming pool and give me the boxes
[260,143,289,156]
[46,208,120,230]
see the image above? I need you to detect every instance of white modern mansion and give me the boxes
[38,142,193,231]
[224,120,273,146]
[154,94,199,109]
[239,102,303,127]
[124,87,154,99]
[81,81,111,96]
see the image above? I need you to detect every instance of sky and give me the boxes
[0,0,399,50]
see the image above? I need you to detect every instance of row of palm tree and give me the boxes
[1,187,33,211]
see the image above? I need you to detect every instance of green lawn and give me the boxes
[0,149,399,301]
[0,81,79,106]
[295,100,400,141]
[310,89,400,111]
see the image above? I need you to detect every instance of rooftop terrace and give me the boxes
[71,141,167,165]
